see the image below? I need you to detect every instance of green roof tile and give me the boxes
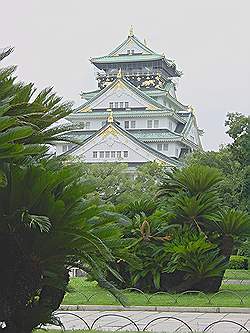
[91,54,164,64]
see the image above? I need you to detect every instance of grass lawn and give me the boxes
[224,269,250,280]
[63,276,250,308]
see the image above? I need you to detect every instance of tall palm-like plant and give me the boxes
[207,209,250,257]
[158,166,222,231]
[158,165,223,197]
[0,160,125,333]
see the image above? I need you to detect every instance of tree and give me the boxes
[185,149,247,210]
[112,165,249,293]
[185,112,249,212]
[77,162,133,203]
[207,209,250,257]
[225,112,249,167]
[73,161,167,205]
[0,160,125,333]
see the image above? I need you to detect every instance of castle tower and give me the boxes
[55,29,202,168]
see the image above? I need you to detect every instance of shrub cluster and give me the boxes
[229,255,249,270]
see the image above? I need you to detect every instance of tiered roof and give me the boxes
[90,28,182,77]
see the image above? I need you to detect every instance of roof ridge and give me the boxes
[108,35,157,57]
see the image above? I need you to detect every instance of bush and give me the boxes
[229,255,248,270]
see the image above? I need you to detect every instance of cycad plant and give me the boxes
[163,226,228,292]
[158,165,223,197]
[207,209,250,257]
[156,165,250,291]
[0,160,125,333]
[158,165,223,232]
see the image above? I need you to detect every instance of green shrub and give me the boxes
[229,255,248,270]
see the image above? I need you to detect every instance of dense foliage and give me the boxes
[229,256,249,270]
[108,165,249,293]
[186,113,249,211]
[0,161,127,332]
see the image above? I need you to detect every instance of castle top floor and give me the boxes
[90,27,182,90]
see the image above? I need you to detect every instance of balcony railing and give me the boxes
[96,69,165,79]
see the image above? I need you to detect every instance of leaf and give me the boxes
[21,210,51,232]
[0,169,7,187]
[0,126,33,144]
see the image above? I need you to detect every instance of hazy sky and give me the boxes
[1,0,249,150]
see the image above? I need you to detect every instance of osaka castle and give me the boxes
[55,27,202,168]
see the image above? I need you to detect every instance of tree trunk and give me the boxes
[221,235,234,258]
[198,235,235,293]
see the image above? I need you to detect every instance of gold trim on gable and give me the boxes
[113,80,124,90]
[146,104,159,111]
[100,126,119,137]
[80,107,92,113]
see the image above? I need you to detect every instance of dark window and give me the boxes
[124,151,128,158]
[147,120,153,128]
[163,143,169,151]
[99,151,104,158]
[93,151,98,158]
[114,102,118,109]
[157,143,163,151]
[154,120,159,128]
[124,121,129,129]
[131,120,136,128]
[125,102,129,108]
[62,145,68,153]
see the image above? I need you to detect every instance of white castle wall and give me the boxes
[71,115,178,132]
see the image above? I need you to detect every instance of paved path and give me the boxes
[51,310,250,332]
[223,279,250,285]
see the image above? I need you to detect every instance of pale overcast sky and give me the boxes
[1,0,249,150]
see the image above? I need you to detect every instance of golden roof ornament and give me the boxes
[117,68,122,78]
[107,109,114,123]
[129,25,134,37]
[188,105,195,114]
